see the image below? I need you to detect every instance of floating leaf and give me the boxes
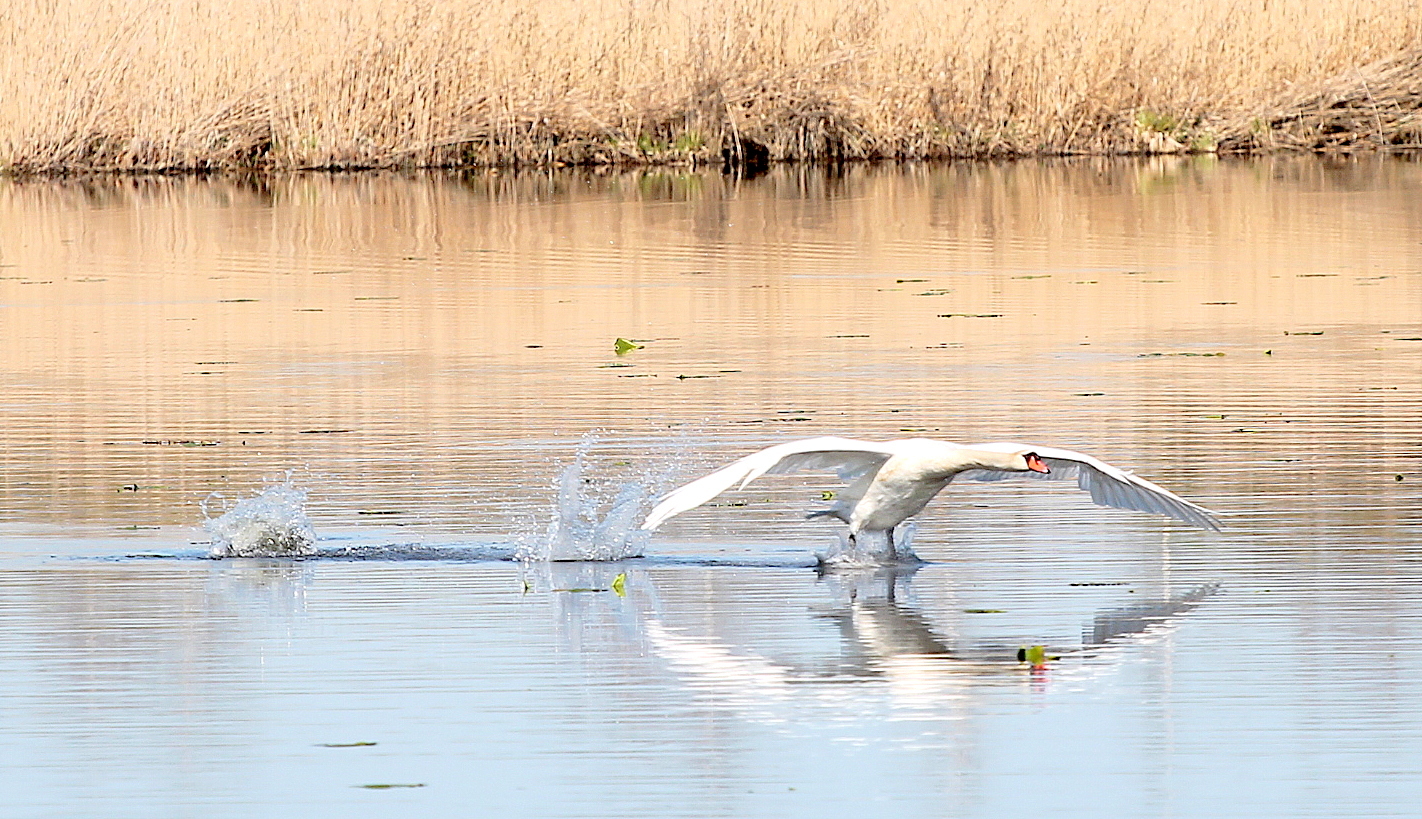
[938,313,1003,318]
[963,608,1005,614]
[319,741,377,748]
[1137,352,1224,358]
[358,784,425,790]
[611,573,627,597]
[614,337,644,355]
[1017,645,1060,667]
[820,491,836,501]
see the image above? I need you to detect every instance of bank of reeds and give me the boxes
[2,0,1420,173]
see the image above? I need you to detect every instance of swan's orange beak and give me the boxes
[1026,453,1050,474]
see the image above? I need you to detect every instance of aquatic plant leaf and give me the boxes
[319,741,377,748]
[614,337,644,355]
[357,783,425,789]
[611,572,627,597]
[963,608,1006,614]
[1016,645,1061,667]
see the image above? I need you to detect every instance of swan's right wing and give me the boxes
[958,443,1222,531]
[641,437,900,531]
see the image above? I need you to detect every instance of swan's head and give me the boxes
[1023,452,1050,474]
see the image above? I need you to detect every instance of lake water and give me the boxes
[1,157,1419,818]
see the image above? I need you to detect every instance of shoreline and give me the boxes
[6,1,1420,178]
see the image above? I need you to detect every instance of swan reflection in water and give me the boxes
[634,566,1219,705]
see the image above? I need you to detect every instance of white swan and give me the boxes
[641,437,1220,556]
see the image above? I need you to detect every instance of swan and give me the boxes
[641,437,1220,557]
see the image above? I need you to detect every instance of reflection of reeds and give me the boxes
[1,0,1419,172]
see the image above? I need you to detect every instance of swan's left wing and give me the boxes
[957,443,1222,531]
[641,437,900,531]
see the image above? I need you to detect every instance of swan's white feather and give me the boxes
[642,437,1222,535]
[958,442,1222,531]
[641,437,900,531]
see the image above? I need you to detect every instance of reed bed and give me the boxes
[2,0,1420,172]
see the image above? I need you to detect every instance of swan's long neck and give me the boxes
[918,445,1029,479]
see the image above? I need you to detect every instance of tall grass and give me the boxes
[2,0,1419,172]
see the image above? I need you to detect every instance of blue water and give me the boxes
[1,158,1420,817]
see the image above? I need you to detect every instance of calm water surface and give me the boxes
[1,157,1419,817]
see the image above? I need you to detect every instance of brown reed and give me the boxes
[1,0,1420,173]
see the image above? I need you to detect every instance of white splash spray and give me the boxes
[815,522,921,568]
[516,434,679,562]
[202,480,317,558]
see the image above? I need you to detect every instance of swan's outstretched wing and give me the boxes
[958,443,1222,531]
[641,437,901,531]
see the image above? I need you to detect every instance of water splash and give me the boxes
[202,480,317,558]
[516,435,676,562]
[815,523,922,568]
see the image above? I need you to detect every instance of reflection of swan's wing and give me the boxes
[641,437,899,531]
[643,620,792,692]
[1086,583,1220,645]
[958,443,1222,531]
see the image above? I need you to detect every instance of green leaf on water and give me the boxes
[820,490,836,501]
[614,337,644,355]
[963,608,1005,614]
[611,572,627,597]
[357,783,425,790]
[1016,645,1062,666]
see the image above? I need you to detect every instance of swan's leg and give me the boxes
[886,527,897,561]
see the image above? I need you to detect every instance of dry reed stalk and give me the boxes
[1,0,1420,173]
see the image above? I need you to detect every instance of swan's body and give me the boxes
[641,437,1220,555]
